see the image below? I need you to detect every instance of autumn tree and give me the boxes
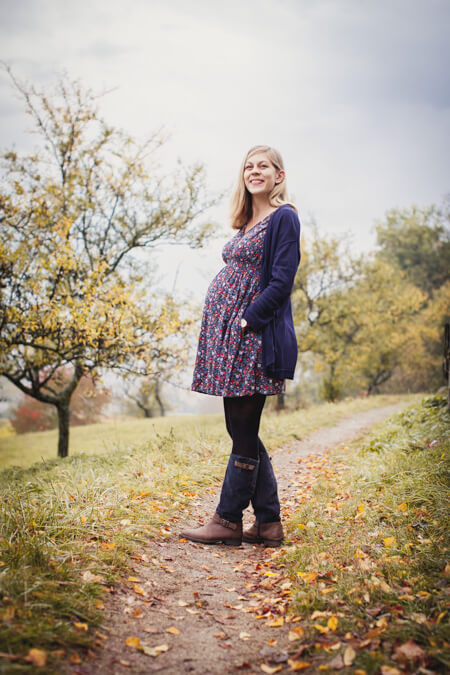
[0,69,214,457]
[375,202,450,296]
[293,226,425,400]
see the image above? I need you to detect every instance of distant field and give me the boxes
[0,394,418,469]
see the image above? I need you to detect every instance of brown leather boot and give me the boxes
[242,520,284,547]
[180,513,242,546]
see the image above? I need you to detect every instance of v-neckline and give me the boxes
[242,206,281,236]
[242,212,270,236]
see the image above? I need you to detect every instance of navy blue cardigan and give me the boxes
[243,204,301,380]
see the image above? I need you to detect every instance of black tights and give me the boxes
[223,393,266,460]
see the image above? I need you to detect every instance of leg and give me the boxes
[180,394,266,545]
[216,394,266,521]
[223,393,266,459]
[252,439,281,523]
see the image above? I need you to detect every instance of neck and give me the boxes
[251,195,272,221]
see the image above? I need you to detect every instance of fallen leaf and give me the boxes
[101,541,115,549]
[327,616,338,631]
[416,590,431,599]
[383,537,397,548]
[239,631,251,640]
[327,653,344,669]
[96,600,105,610]
[166,627,180,635]
[125,636,141,648]
[393,639,425,663]
[380,667,401,675]
[261,665,282,674]
[128,576,140,582]
[119,660,131,667]
[313,623,329,634]
[288,626,304,642]
[25,649,47,667]
[287,659,312,671]
[376,616,388,629]
[398,502,408,512]
[343,645,356,665]
[73,622,88,632]
[133,584,145,596]
[267,617,284,627]
[69,653,82,665]
[177,600,190,607]
[354,670,367,675]
[141,643,169,657]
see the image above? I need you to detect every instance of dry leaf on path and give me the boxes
[239,632,251,640]
[267,617,284,627]
[288,626,304,642]
[73,622,88,632]
[287,659,312,671]
[260,665,282,674]
[125,636,141,648]
[25,649,47,667]
[141,643,169,657]
[166,626,180,635]
[380,667,401,675]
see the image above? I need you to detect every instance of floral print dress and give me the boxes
[191,215,285,397]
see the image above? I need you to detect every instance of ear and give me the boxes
[275,169,285,184]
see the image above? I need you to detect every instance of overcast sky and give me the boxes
[1,0,449,302]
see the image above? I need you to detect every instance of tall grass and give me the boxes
[282,395,449,672]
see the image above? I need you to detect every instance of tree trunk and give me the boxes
[57,404,70,458]
[155,380,165,417]
[276,393,285,410]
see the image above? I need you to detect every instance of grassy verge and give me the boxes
[0,394,414,672]
[281,395,449,673]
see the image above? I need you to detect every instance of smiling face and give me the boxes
[243,152,285,198]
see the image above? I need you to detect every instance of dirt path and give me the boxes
[78,402,407,675]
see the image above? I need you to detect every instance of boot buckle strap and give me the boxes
[216,516,238,530]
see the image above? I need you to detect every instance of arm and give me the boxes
[243,210,301,331]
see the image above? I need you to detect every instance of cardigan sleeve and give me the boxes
[243,209,300,331]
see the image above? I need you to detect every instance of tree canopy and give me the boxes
[0,69,214,456]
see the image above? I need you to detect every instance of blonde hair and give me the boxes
[230,145,296,230]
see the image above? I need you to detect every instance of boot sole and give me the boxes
[182,536,242,546]
[242,537,283,547]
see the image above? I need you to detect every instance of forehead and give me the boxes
[245,152,272,165]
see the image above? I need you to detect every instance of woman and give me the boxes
[181,145,301,547]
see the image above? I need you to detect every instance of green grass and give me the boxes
[0,394,416,671]
[0,393,413,469]
[281,395,450,673]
